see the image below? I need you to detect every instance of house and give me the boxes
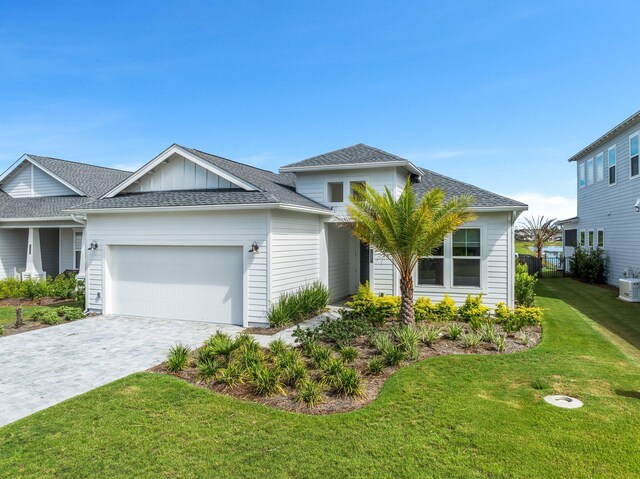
[0,143,527,326]
[561,110,640,284]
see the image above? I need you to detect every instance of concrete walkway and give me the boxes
[0,309,341,428]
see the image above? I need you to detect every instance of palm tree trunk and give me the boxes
[399,272,415,325]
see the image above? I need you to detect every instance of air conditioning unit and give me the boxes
[619,278,640,303]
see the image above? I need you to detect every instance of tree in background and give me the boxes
[347,179,474,325]
[520,216,560,258]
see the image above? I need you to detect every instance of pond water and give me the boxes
[528,246,563,256]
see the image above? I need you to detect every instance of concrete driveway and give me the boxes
[0,315,242,428]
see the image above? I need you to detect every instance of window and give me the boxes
[578,163,585,188]
[588,230,594,248]
[595,153,604,181]
[597,229,604,248]
[608,146,616,185]
[564,229,577,248]
[327,182,344,203]
[350,181,366,200]
[580,230,585,246]
[452,228,481,287]
[586,158,594,185]
[417,244,444,286]
[630,132,639,178]
[74,231,83,269]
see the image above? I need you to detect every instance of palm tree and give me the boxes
[520,216,560,258]
[347,179,475,325]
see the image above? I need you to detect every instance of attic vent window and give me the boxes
[328,182,344,203]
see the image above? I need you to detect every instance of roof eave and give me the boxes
[472,205,528,213]
[567,110,640,162]
[279,160,423,176]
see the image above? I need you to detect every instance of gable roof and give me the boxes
[279,143,423,175]
[567,110,640,162]
[415,168,527,209]
[69,145,332,213]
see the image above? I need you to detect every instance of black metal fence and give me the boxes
[518,253,565,278]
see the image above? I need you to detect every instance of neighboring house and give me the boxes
[0,155,130,280]
[561,110,640,284]
[0,143,527,326]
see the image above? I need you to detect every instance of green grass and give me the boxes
[1,280,639,478]
[0,302,82,328]
[515,240,561,256]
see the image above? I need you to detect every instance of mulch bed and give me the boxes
[0,297,73,307]
[152,322,542,415]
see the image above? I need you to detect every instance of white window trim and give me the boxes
[325,181,345,205]
[597,228,604,249]
[451,227,484,291]
[587,229,594,249]
[608,145,617,186]
[629,131,640,179]
[324,177,369,206]
[595,152,604,182]
[579,230,585,247]
[416,245,446,288]
[73,229,83,269]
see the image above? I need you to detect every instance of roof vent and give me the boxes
[410,173,422,183]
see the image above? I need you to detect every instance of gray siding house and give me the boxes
[562,110,640,284]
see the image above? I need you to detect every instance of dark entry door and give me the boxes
[359,242,370,285]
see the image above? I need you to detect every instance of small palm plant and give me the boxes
[348,179,474,324]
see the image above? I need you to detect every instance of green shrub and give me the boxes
[233,344,266,372]
[502,306,543,333]
[166,343,191,372]
[515,263,537,307]
[268,338,289,357]
[366,357,385,375]
[493,302,513,324]
[339,345,359,362]
[50,273,78,299]
[345,282,400,325]
[458,294,490,328]
[267,281,330,327]
[0,277,27,299]
[249,365,286,396]
[320,357,346,387]
[282,362,308,389]
[333,367,365,397]
[414,296,434,322]
[370,331,394,355]
[375,295,401,320]
[460,332,482,348]
[274,348,304,371]
[394,324,420,359]
[432,295,458,322]
[517,331,531,346]
[56,306,84,321]
[31,309,61,325]
[316,312,375,346]
[307,343,333,367]
[74,279,85,304]
[569,247,606,284]
[382,345,405,366]
[0,325,4,335]
[291,326,320,352]
[476,322,497,343]
[197,357,222,380]
[216,363,245,387]
[419,323,442,346]
[531,379,550,390]
[24,279,51,300]
[201,332,237,361]
[494,333,507,352]
[446,323,464,340]
[296,381,324,407]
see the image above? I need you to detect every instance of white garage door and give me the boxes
[109,245,243,325]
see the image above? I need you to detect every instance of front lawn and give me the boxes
[1,279,639,478]
[0,302,83,329]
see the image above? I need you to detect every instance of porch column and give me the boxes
[77,231,86,280]
[24,227,45,279]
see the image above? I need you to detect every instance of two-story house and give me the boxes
[1,143,526,326]
[561,110,640,285]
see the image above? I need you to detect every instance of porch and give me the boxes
[0,226,85,280]
[326,222,371,302]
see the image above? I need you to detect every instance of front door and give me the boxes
[359,242,370,285]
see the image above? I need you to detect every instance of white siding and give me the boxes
[295,167,404,217]
[125,154,237,193]
[573,124,640,285]
[84,210,269,326]
[270,210,322,301]
[372,212,512,308]
[2,162,76,198]
[0,229,28,279]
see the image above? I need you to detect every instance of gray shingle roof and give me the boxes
[280,144,414,170]
[415,168,527,208]
[0,195,89,219]
[26,155,132,198]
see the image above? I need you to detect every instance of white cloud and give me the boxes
[504,192,577,226]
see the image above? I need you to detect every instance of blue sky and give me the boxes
[1,1,639,221]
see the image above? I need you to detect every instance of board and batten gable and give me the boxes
[572,121,640,284]
[2,162,77,198]
[372,212,514,308]
[83,210,269,326]
[123,153,239,193]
